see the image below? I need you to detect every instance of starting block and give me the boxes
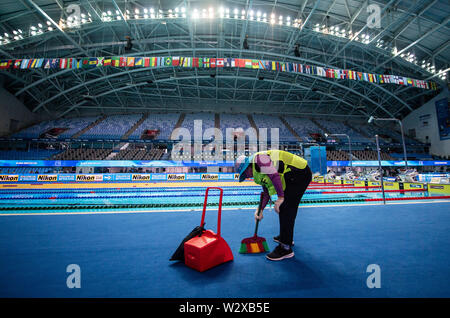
[184,187,233,272]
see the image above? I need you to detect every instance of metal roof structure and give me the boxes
[0,0,448,120]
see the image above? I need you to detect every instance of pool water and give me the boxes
[0,183,447,214]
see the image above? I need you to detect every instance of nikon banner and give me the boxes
[167,174,186,181]
[132,174,151,181]
[37,175,57,182]
[0,175,19,182]
[201,174,219,181]
[76,174,103,182]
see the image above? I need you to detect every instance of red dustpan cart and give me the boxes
[184,187,234,272]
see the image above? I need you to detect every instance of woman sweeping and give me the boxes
[235,150,312,261]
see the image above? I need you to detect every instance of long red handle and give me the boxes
[200,187,223,237]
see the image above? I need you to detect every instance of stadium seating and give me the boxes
[12,116,99,139]
[51,148,112,160]
[252,114,297,142]
[0,149,61,160]
[113,148,166,160]
[0,167,64,174]
[180,113,216,141]
[315,119,370,143]
[282,117,324,141]
[220,114,253,141]
[80,114,141,140]
[129,113,180,140]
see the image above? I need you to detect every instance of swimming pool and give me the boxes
[0,182,448,214]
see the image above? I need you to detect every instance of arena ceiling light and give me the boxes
[0,4,443,76]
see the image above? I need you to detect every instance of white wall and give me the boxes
[0,86,44,137]
[402,87,450,157]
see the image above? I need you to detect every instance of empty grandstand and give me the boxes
[0,0,449,301]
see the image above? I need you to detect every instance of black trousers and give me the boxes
[278,165,312,246]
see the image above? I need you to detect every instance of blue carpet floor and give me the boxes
[0,202,449,298]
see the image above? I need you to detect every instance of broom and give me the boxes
[239,192,270,254]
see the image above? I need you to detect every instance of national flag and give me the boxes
[210,58,216,68]
[49,58,59,68]
[59,58,68,69]
[286,62,292,72]
[183,57,191,67]
[112,57,120,67]
[29,59,41,68]
[96,57,104,67]
[192,57,199,68]
[80,58,88,68]
[103,58,112,66]
[334,69,340,79]
[0,59,12,69]
[164,57,172,67]
[28,59,37,68]
[126,57,135,67]
[317,67,326,77]
[172,56,180,66]
[118,57,126,67]
[141,57,149,67]
[245,59,252,68]
[378,74,384,84]
[271,61,276,71]
[83,58,97,68]
[231,58,236,67]
[356,72,362,80]
[203,58,210,68]
[407,78,413,86]
[362,72,368,81]
[134,57,143,67]
[216,58,224,67]
[20,59,29,69]
[326,68,334,78]
[44,59,52,69]
[342,70,348,79]
[148,57,155,67]
[224,58,231,68]
[398,77,404,85]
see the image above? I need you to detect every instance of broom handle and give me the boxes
[254,192,264,237]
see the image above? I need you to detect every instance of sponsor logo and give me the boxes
[0,175,19,182]
[58,175,75,181]
[385,182,393,186]
[201,174,218,181]
[132,174,151,181]
[37,175,57,182]
[167,174,185,181]
[430,185,444,190]
[76,174,103,182]
[234,174,240,180]
[186,174,201,180]
[408,184,422,188]
[151,174,166,180]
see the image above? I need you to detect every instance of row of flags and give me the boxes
[0,56,438,90]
